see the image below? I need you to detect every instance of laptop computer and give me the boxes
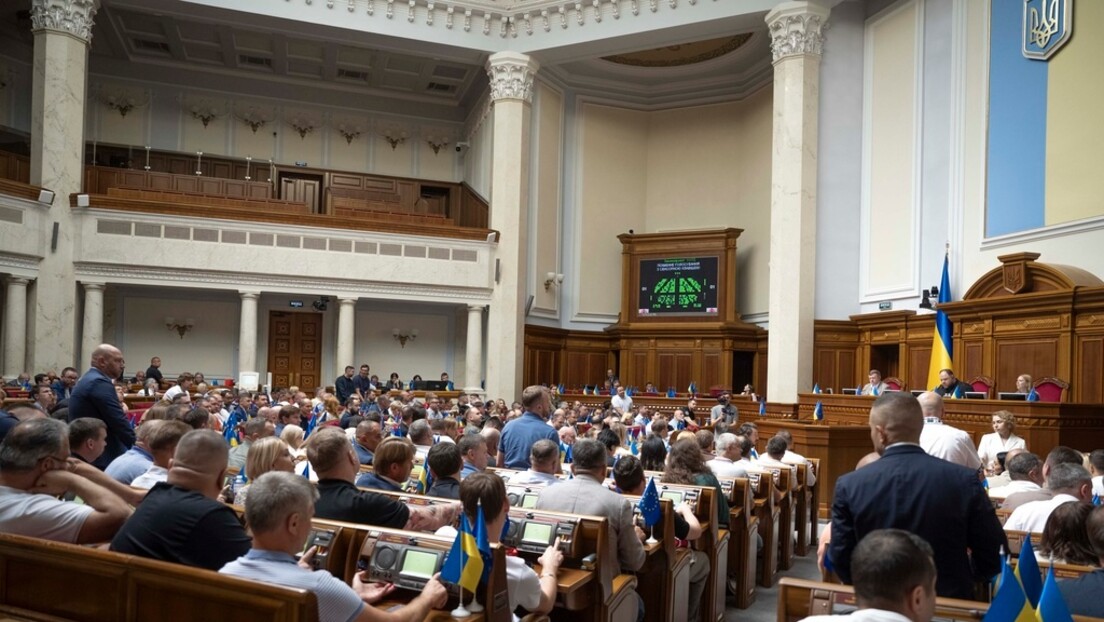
[998,392,1027,401]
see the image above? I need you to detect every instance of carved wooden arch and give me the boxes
[962,252,1103,300]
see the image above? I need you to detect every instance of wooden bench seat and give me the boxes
[0,532,319,622]
[718,475,760,609]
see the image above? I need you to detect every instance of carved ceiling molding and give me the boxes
[283,0,720,38]
[30,0,99,42]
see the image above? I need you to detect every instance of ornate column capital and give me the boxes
[486,52,540,104]
[765,1,830,63]
[30,0,100,43]
[81,281,105,292]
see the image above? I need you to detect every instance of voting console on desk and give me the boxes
[502,508,581,557]
[358,530,460,597]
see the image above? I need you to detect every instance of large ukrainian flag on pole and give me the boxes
[926,252,954,391]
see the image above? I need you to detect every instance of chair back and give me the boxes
[884,377,904,391]
[970,376,994,398]
[1032,377,1068,402]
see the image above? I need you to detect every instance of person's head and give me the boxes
[33,384,55,408]
[868,370,882,385]
[1087,505,1104,565]
[1090,449,1104,477]
[1016,374,1033,394]
[1040,502,1098,566]
[176,373,195,391]
[990,410,1016,437]
[596,428,621,456]
[869,392,924,453]
[90,344,126,380]
[715,433,741,461]
[307,427,357,481]
[373,437,416,483]
[915,392,944,420]
[612,455,645,495]
[850,530,937,622]
[458,433,489,472]
[481,427,500,459]
[766,436,787,460]
[616,385,626,397]
[277,405,298,426]
[59,367,79,388]
[664,439,708,484]
[150,357,161,368]
[280,424,304,449]
[426,442,462,481]
[521,385,552,418]
[570,438,609,478]
[736,422,759,446]
[147,419,191,468]
[459,473,509,543]
[717,391,730,405]
[359,364,370,378]
[355,420,382,451]
[695,429,714,454]
[649,418,668,439]
[558,425,576,446]
[0,419,70,485]
[1045,462,1092,500]
[167,429,230,498]
[529,438,560,475]
[639,436,668,471]
[937,369,957,390]
[408,419,432,446]
[174,407,210,430]
[1044,446,1087,479]
[1006,451,1044,486]
[344,365,354,378]
[244,471,319,553]
[242,416,275,442]
[245,437,295,481]
[68,417,107,463]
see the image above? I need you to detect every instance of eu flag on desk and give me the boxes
[1035,566,1074,622]
[666,387,676,398]
[1027,387,1039,402]
[813,401,824,421]
[638,478,661,528]
[441,509,487,593]
[983,559,1034,622]
[813,384,821,394]
[758,399,766,417]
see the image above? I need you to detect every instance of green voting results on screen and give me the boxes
[637,257,719,316]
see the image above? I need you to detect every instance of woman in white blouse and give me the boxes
[977,410,1026,475]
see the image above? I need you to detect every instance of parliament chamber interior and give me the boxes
[1,0,1103,620]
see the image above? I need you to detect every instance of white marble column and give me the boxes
[238,291,260,375]
[765,1,829,403]
[336,298,356,374]
[79,282,104,368]
[464,304,485,394]
[484,52,539,401]
[3,277,31,380]
[28,0,99,373]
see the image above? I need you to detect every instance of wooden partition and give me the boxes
[777,577,989,622]
[86,165,275,199]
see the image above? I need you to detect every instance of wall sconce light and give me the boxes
[544,272,564,291]
[166,317,195,339]
[287,115,317,139]
[336,124,363,145]
[101,91,150,117]
[426,137,450,154]
[392,328,418,348]
[918,285,940,310]
[190,103,222,127]
[381,129,408,150]
[236,107,273,133]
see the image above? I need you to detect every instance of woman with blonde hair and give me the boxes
[978,410,1026,475]
[320,395,341,424]
[231,437,295,505]
[606,421,633,458]
[280,424,305,457]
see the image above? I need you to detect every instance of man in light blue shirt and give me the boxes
[498,386,558,469]
[104,420,158,485]
[220,472,447,622]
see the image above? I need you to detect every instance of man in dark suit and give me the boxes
[828,392,1004,600]
[68,344,136,470]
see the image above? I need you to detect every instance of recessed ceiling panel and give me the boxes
[602,34,752,67]
[287,58,324,78]
[234,31,273,54]
[287,40,324,60]
[385,56,423,75]
[118,11,166,37]
[185,46,223,65]
[337,46,374,68]
[176,21,219,44]
[380,73,419,90]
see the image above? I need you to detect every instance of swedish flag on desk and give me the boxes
[637,478,661,528]
[442,504,491,593]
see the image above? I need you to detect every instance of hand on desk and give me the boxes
[352,571,397,605]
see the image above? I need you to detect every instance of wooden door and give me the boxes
[267,311,322,390]
[279,174,322,213]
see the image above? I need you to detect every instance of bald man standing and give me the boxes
[111,430,251,570]
[828,392,1004,600]
[69,344,135,469]
[916,392,981,472]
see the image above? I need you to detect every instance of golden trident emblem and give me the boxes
[1022,0,1072,60]
[1028,0,1060,48]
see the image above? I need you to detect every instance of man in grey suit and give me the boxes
[536,438,646,620]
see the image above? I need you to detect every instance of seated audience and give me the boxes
[231,437,296,506]
[281,424,305,457]
[988,451,1043,499]
[639,436,667,471]
[458,431,489,479]
[110,429,251,570]
[227,416,275,471]
[1039,501,1099,567]
[131,420,191,490]
[310,428,459,531]
[1002,445,1085,511]
[1015,374,1033,395]
[162,373,194,404]
[802,529,937,622]
[507,439,563,487]
[614,455,708,622]
[1004,463,1092,533]
[105,419,159,484]
[1090,449,1104,497]
[977,410,1025,475]
[425,443,462,499]
[356,437,416,492]
[353,420,382,465]
[221,471,447,622]
[776,430,818,486]
[1057,505,1104,616]
[498,386,558,469]
[68,417,107,465]
[663,438,730,526]
[707,432,749,478]
[0,418,131,543]
[756,436,801,484]
[860,370,889,397]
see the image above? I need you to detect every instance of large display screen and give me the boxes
[637,257,719,316]
[401,550,438,579]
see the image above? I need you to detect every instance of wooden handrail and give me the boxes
[71,193,500,243]
[0,177,48,202]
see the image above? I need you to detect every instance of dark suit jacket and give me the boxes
[68,367,136,470]
[828,444,1004,599]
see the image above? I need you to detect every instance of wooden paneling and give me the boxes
[267,312,322,390]
[962,341,985,381]
[0,150,31,184]
[994,340,1058,390]
[908,346,932,391]
[1076,337,1103,404]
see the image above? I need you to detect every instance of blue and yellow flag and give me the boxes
[1035,566,1074,622]
[441,511,485,593]
[813,383,821,394]
[813,401,824,421]
[927,253,954,390]
[984,559,1035,622]
[758,399,766,417]
[1017,535,1042,608]
[223,411,242,446]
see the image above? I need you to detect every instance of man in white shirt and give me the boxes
[800,529,937,622]
[610,386,633,416]
[707,433,749,479]
[163,373,195,403]
[131,420,191,490]
[757,436,800,484]
[988,451,1044,499]
[1090,449,1104,497]
[916,392,981,471]
[1004,463,1092,533]
[776,430,817,486]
